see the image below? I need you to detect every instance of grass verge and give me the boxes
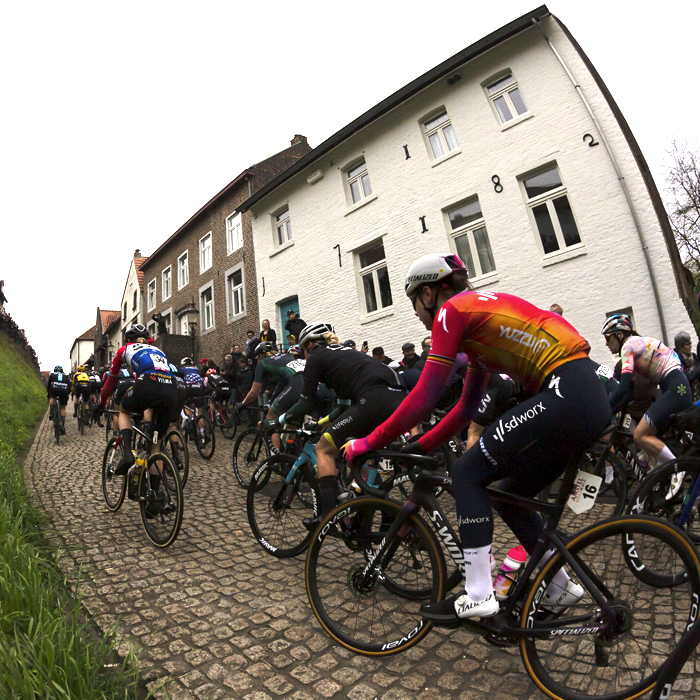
[0,333,143,698]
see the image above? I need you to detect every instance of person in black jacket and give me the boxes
[284,309,306,343]
[236,357,255,426]
[222,354,238,405]
[259,319,277,350]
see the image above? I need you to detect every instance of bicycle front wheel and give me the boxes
[102,437,127,512]
[520,515,700,700]
[306,497,445,655]
[247,455,318,558]
[163,428,190,489]
[233,428,270,489]
[138,452,184,548]
[193,414,215,460]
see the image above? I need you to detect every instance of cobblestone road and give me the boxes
[25,411,686,699]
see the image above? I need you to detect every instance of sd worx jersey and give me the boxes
[366,291,590,450]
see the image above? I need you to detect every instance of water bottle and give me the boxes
[494,545,527,600]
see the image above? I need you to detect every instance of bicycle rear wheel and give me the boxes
[138,452,183,548]
[163,428,189,489]
[102,437,127,512]
[220,407,237,440]
[233,427,270,489]
[520,515,700,700]
[193,414,215,459]
[247,455,318,558]
[306,497,445,655]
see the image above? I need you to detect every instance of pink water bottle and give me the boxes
[494,545,527,601]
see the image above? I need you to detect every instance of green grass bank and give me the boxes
[0,333,142,698]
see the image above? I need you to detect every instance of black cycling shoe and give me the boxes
[114,454,135,476]
[302,515,321,532]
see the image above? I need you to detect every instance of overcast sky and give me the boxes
[2,0,698,371]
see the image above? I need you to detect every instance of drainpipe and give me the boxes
[533,18,668,344]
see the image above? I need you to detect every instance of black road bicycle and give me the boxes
[305,451,700,700]
[102,411,184,548]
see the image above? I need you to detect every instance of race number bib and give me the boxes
[566,471,602,514]
[150,353,170,371]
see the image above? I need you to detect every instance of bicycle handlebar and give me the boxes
[349,450,438,498]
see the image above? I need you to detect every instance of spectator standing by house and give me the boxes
[401,342,421,369]
[284,309,306,345]
[259,319,277,350]
[236,357,254,427]
[550,303,564,316]
[245,330,260,367]
[420,336,431,360]
[675,331,700,401]
[372,347,393,365]
[230,344,245,365]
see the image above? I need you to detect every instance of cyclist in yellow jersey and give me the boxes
[72,365,91,418]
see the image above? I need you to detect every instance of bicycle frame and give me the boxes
[349,454,621,641]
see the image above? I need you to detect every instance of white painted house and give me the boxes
[239,7,693,364]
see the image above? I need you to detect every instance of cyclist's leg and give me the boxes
[270,375,304,451]
[635,369,692,465]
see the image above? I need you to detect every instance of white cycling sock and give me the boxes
[539,548,570,598]
[657,445,676,465]
[462,545,494,602]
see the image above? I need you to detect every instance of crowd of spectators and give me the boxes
[0,308,40,371]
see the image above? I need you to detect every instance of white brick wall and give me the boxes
[251,17,689,367]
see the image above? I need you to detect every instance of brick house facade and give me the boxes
[139,136,310,366]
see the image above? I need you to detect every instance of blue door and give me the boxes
[278,297,299,349]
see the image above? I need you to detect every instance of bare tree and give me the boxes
[666,140,700,285]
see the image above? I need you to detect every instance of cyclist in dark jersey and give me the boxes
[237,342,306,450]
[343,253,610,622]
[47,366,70,434]
[179,358,207,414]
[272,322,406,529]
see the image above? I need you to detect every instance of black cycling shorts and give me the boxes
[271,374,304,416]
[184,382,207,407]
[211,385,232,403]
[49,384,70,406]
[120,373,179,435]
[451,358,611,552]
[114,379,135,407]
[325,385,406,449]
[74,383,91,402]
[644,369,693,433]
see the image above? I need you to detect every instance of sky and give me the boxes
[2,0,698,371]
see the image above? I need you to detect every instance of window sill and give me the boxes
[470,272,499,289]
[541,244,586,268]
[344,193,378,217]
[360,307,394,325]
[162,296,171,303]
[430,148,462,168]
[200,266,212,276]
[201,325,216,336]
[178,283,189,292]
[227,246,243,257]
[227,311,248,325]
[270,240,294,258]
[500,111,533,132]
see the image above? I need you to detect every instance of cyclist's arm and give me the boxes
[365,300,464,449]
[280,394,314,425]
[318,398,352,426]
[99,348,126,407]
[609,373,633,414]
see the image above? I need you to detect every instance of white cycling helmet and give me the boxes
[404,253,468,298]
[298,322,335,348]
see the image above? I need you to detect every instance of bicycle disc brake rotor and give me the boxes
[595,600,634,647]
[347,561,382,597]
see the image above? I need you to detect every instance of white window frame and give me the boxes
[225,263,247,323]
[226,212,243,255]
[147,278,156,312]
[147,321,157,339]
[345,159,373,206]
[199,281,215,334]
[520,164,583,259]
[274,208,292,247]
[355,240,393,316]
[199,232,212,274]
[178,312,190,336]
[444,197,496,280]
[161,266,172,302]
[421,108,459,161]
[484,71,530,127]
[177,250,189,290]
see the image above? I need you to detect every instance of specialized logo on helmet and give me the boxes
[405,273,439,285]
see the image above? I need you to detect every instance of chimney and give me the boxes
[290,134,307,147]
[134,249,141,259]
